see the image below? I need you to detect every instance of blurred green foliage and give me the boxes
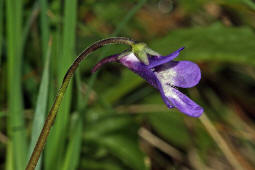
[1,0,255,169]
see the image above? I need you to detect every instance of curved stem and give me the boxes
[26,37,135,170]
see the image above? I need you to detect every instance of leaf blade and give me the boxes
[27,40,51,170]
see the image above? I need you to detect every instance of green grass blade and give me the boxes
[45,0,77,169]
[62,113,82,170]
[0,0,3,66]
[27,40,51,170]
[28,1,50,168]
[39,0,49,60]
[6,0,27,169]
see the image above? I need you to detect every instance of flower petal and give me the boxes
[155,61,201,88]
[155,71,203,116]
[120,53,174,109]
[166,87,203,117]
[147,47,184,69]
[155,77,174,108]
[120,53,159,88]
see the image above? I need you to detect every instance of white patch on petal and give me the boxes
[155,66,177,86]
[155,70,184,105]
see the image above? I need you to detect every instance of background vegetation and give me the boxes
[1,0,255,169]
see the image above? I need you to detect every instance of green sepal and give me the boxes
[144,47,161,57]
[131,42,160,65]
[136,51,149,65]
[132,43,146,53]
[132,43,149,65]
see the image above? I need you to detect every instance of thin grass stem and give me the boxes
[199,113,244,170]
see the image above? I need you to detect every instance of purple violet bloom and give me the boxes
[92,47,203,117]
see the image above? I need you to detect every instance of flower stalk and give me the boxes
[25,37,135,170]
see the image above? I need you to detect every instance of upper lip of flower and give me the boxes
[92,47,203,117]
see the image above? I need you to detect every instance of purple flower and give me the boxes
[92,47,203,117]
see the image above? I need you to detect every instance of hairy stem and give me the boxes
[26,37,135,170]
